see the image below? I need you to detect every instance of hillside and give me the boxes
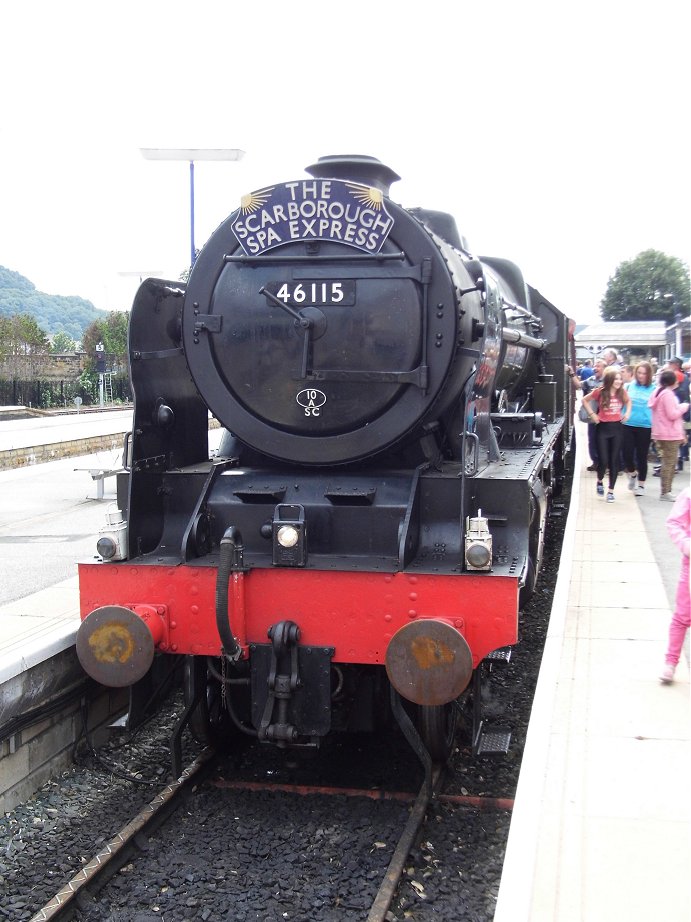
[0,266,106,341]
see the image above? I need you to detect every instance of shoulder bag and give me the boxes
[578,394,599,423]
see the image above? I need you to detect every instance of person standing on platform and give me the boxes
[581,367,631,503]
[660,487,691,684]
[623,361,655,497]
[578,359,595,383]
[683,361,691,468]
[666,357,689,397]
[665,357,690,471]
[648,370,689,501]
[601,348,621,371]
[581,358,606,472]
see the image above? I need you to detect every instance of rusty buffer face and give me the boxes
[385,620,473,706]
[76,605,156,687]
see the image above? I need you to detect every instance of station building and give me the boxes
[574,317,690,365]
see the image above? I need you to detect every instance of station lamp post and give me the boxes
[140,148,245,267]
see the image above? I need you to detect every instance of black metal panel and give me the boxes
[250,643,334,736]
[127,279,210,559]
[206,467,416,570]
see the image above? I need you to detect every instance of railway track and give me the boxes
[4,484,566,921]
[29,750,218,922]
[5,478,567,922]
[27,748,514,922]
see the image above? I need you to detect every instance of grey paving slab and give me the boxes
[496,420,690,922]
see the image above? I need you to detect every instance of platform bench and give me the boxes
[75,456,126,499]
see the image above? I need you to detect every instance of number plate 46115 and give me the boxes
[265,280,356,306]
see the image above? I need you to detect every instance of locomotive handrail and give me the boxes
[224,251,406,263]
[501,299,541,322]
[306,367,428,386]
[290,265,424,280]
[464,431,480,476]
[501,327,547,350]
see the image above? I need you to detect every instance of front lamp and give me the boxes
[277,524,300,548]
[272,504,306,566]
[464,509,492,572]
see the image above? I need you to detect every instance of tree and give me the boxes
[0,313,49,357]
[81,311,130,372]
[50,331,77,354]
[600,250,690,323]
[0,313,50,380]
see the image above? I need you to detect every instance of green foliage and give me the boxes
[0,313,50,356]
[600,250,690,322]
[78,367,98,403]
[81,311,130,373]
[50,330,77,353]
[0,264,106,340]
[0,266,34,292]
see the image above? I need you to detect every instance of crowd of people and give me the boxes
[571,350,690,502]
[570,350,690,686]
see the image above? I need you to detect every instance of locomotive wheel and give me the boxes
[183,656,236,750]
[416,702,458,763]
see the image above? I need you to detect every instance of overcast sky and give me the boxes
[1,0,688,326]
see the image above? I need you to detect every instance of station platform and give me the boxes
[1,411,689,910]
[0,409,134,688]
[0,576,79,688]
[0,407,133,469]
[495,425,690,922]
[0,410,224,687]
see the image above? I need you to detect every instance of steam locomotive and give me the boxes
[76,155,575,774]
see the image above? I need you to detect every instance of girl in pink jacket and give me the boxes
[648,370,690,500]
[660,487,691,683]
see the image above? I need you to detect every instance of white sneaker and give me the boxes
[628,474,637,491]
[634,484,645,496]
[660,663,675,684]
[660,493,676,502]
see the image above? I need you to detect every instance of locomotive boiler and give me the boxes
[76,155,575,773]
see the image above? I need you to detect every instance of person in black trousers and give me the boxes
[622,361,655,496]
[581,359,606,471]
[582,367,632,502]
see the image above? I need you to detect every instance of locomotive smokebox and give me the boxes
[385,620,474,706]
[76,605,165,688]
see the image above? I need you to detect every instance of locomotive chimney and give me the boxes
[305,154,401,196]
